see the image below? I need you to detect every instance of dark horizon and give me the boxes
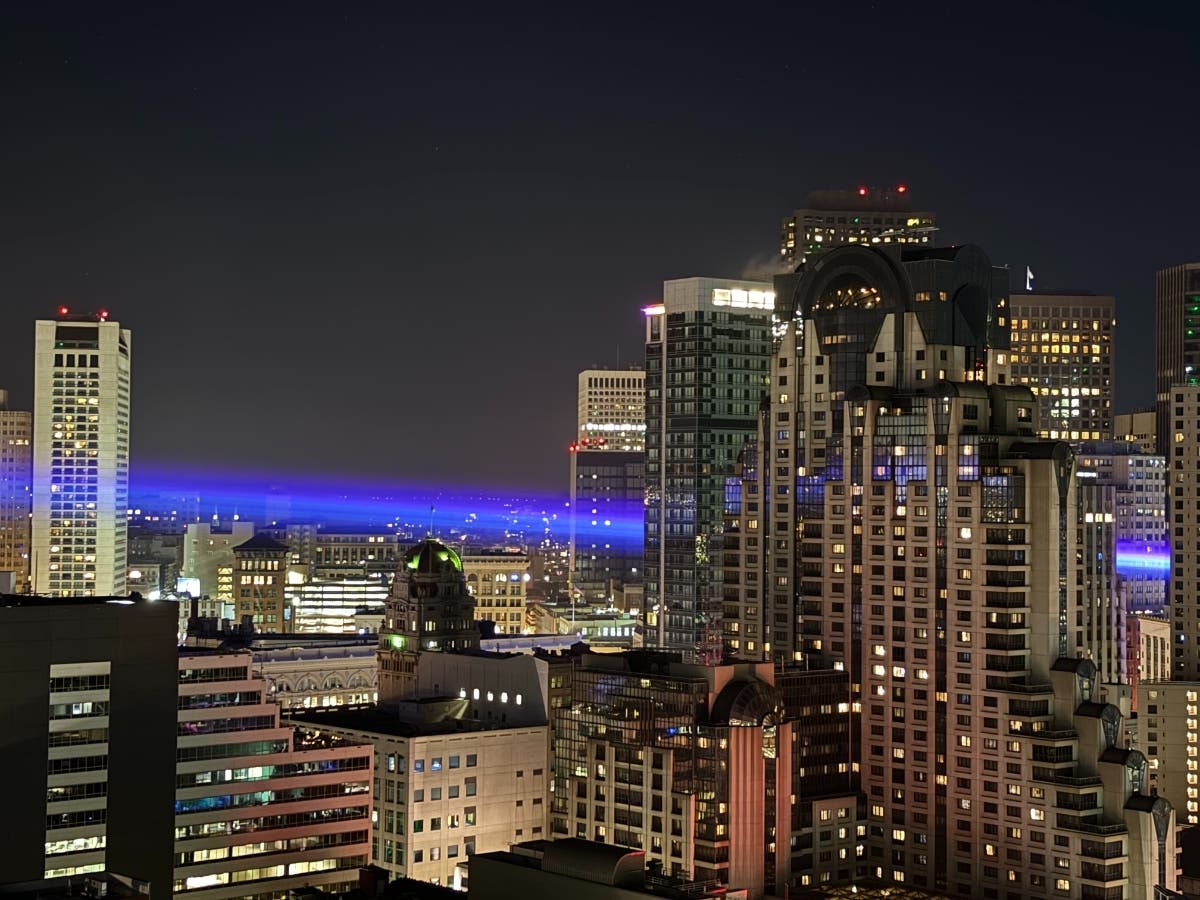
[3,4,1197,490]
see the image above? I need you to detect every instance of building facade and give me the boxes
[287,578,389,634]
[1165,384,1200,680]
[720,243,1177,897]
[174,651,373,899]
[0,595,177,894]
[1154,262,1200,455]
[231,533,291,632]
[1008,291,1116,442]
[462,548,529,635]
[31,313,132,597]
[577,367,646,452]
[570,448,644,602]
[1137,681,1200,827]
[642,277,774,660]
[182,522,256,600]
[779,186,936,267]
[1114,407,1156,456]
[0,389,32,591]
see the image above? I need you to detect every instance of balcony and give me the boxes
[1080,839,1126,860]
[1055,813,1127,836]
[1080,862,1124,882]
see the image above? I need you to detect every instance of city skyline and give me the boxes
[2,5,1197,491]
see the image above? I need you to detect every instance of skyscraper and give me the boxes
[1164,384,1200,680]
[570,367,645,602]
[31,311,131,597]
[0,388,32,591]
[779,185,936,267]
[1154,262,1200,455]
[642,278,774,659]
[1008,291,1116,441]
[723,244,1176,897]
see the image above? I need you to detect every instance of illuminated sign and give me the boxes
[712,288,775,310]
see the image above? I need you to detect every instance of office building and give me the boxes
[288,578,389,633]
[722,243,1177,897]
[174,651,373,898]
[1155,262,1200,455]
[31,311,131,597]
[181,521,255,600]
[779,186,936,267]
[548,650,860,899]
[0,594,177,894]
[1166,384,1200,679]
[231,532,290,632]
[377,538,478,702]
[642,277,774,659]
[570,448,644,602]
[294,705,548,891]
[577,367,646,452]
[1135,614,1171,685]
[285,526,401,581]
[0,389,32,591]
[1008,291,1116,441]
[1115,407,1156,456]
[1137,682,1200,826]
[1076,442,1167,616]
[461,548,529,634]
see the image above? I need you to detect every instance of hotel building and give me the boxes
[31,312,131,597]
[720,243,1177,897]
[1007,291,1116,442]
[642,278,774,660]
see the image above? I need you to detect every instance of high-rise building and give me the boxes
[377,538,478,702]
[1137,682,1200,826]
[569,448,644,602]
[31,311,132,597]
[0,389,32,591]
[1165,384,1200,679]
[1008,291,1116,441]
[1115,406,1156,456]
[0,594,177,894]
[1155,262,1200,455]
[721,244,1177,897]
[231,532,291,632]
[642,278,774,659]
[779,186,936,267]
[577,367,646,452]
[1076,441,1167,616]
[173,651,373,897]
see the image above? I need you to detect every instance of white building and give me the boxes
[295,706,548,892]
[32,312,131,597]
[287,578,388,634]
[577,368,645,452]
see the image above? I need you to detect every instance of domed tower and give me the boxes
[377,538,478,702]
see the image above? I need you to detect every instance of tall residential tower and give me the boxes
[31,311,131,597]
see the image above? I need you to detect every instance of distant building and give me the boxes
[181,521,255,599]
[570,448,644,603]
[1166,385,1200,679]
[231,532,291,632]
[1115,406,1156,455]
[1137,681,1200,826]
[1155,262,1200,455]
[1008,291,1116,441]
[780,185,936,267]
[31,311,132,597]
[577,368,646,452]
[0,594,177,894]
[461,548,529,635]
[1136,613,1171,684]
[0,389,32,592]
[288,577,389,633]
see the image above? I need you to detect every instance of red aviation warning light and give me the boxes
[896,184,908,193]
[857,186,868,196]
[57,305,70,316]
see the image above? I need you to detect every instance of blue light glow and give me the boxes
[1115,540,1170,576]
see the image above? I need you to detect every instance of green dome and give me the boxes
[403,538,463,575]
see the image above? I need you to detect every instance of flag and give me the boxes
[1025,266,1034,291]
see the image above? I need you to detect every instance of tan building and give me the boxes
[295,706,548,891]
[0,391,32,591]
[182,521,255,599]
[1115,407,1156,456]
[174,651,373,898]
[1008,291,1116,441]
[231,532,290,632]
[1167,384,1200,679]
[1137,682,1200,826]
[1136,614,1171,684]
[462,549,529,635]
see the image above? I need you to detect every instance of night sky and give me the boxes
[3,4,1198,493]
